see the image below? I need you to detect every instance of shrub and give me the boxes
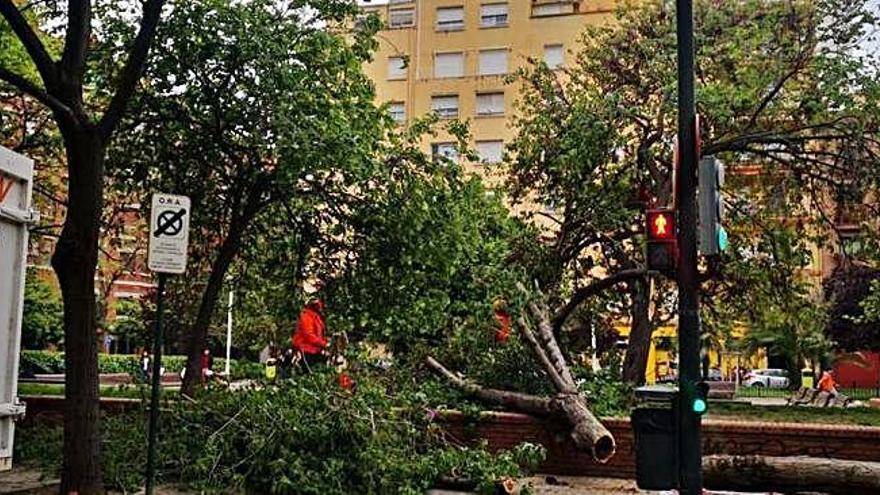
[15,371,544,494]
[18,351,262,380]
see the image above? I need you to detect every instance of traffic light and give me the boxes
[646,208,677,277]
[698,156,726,256]
[682,380,710,416]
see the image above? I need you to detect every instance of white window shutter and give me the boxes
[432,142,459,162]
[389,8,415,28]
[476,140,504,163]
[479,49,507,75]
[389,102,405,123]
[532,3,568,16]
[435,52,464,78]
[544,44,564,68]
[481,4,508,26]
[437,7,464,30]
[388,57,406,79]
[476,92,504,115]
[431,95,459,118]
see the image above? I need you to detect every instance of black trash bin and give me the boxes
[631,385,679,490]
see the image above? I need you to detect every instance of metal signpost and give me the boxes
[0,146,33,471]
[145,193,191,494]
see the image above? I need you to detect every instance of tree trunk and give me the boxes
[52,125,105,494]
[703,455,880,494]
[550,392,616,462]
[181,224,245,395]
[623,277,651,385]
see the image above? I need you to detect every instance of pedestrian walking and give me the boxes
[140,350,151,382]
[292,298,329,372]
[200,349,215,384]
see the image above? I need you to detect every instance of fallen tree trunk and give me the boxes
[426,357,552,417]
[703,455,880,494]
[427,357,616,462]
[426,289,617,463]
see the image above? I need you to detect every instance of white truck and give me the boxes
[0,146,33,471]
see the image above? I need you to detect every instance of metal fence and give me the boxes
[735,385,880,400]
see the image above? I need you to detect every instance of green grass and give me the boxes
[17,382,177,399]
[708,401,880,427]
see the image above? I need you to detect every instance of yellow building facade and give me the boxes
[359,0,617,163]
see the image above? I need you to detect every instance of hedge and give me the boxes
[19,350,262,380]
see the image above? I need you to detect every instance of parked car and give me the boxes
[706,368,723,381]
[745,368,790,388]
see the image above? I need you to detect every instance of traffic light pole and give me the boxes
[675,1,703,493]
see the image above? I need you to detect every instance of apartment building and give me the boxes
[358,0,617,165]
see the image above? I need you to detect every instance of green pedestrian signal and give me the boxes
[717,225,728,252]
[682,380,709,416]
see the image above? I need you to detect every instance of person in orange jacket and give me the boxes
[493,299,512,344]
[292,298,328,371]
[818,370,838,395]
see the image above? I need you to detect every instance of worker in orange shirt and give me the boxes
[493,299,512,344]
[292,298,328,372]
[818,370,838,395]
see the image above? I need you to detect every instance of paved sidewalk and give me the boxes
[430,476,769,494]
[0,467,58,495]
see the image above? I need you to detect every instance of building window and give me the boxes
[480,3,508,27]
[532,1,576,17]
[544,44,564,68]
[434,52,464,78]
[389,0,413,4]
[476,140,504,163]
[432,142,459,162]
[389,101,405,123]
[389,8,415,28]
[476,92,505,116]
[479,48,508,75]
[436,6,465,31]
[388,56,407,80]
[431,95,459,119]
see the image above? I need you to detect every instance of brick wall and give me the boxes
[438,411,880,477]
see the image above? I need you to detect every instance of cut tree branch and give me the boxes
[516,315,572,392]
[98,0,166,140]
[552,268,647,329]
[528,300,576,386]
[703,455,880,494]
[425,357,553,416]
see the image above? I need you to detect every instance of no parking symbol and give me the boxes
[148,194,191,274]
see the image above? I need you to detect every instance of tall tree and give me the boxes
[504,0,880,384]
[0,0,164,490]
[105,0,385,394]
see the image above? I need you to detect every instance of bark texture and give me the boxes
[622,277,651,385]
[703,455,880,494]
[52,125,104,494]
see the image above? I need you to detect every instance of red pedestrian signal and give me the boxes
[648,210,676,240]
[646,208,677,277]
